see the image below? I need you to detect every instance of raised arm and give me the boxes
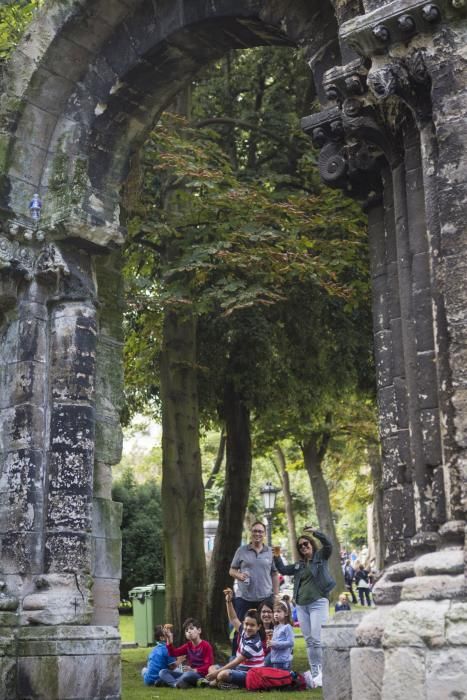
[311,529,332,560]
[273,556,298,576]
[224,588,241,631]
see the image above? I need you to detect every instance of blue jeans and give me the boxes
[267,661,291,670]
[296,597,329,672]
[227,669,248,687]
[158,668,201,687]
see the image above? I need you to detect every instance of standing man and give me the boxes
[343,559,357,604]
[229,521,279,621]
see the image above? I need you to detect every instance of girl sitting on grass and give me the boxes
[265,600,295,671]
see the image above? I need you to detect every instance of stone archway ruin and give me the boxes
[0,1,465,698]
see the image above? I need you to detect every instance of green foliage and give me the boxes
[122,46,376,549]
[112,470,164,597]
[0,1,41,61]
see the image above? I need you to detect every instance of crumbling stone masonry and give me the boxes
[0,1,465,698]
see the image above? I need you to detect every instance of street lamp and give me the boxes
[260,481,281,546]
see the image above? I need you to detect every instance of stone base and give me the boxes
[322,610,367,700]
[0,625,121,700]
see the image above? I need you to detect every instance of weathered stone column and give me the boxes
[0,223,121,700]
[304,2,467,698]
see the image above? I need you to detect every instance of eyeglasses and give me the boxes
[298,541,311,549]
[252,529,265,534]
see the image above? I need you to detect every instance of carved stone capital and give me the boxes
[367,51,432,122]
[323,58,370,103]
[302,96,394,206]
[339,0,460,57]
[0,235,69,283]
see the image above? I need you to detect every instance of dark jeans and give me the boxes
[234,596,274,622]
[358,587,371,606]
[345,583,357,604]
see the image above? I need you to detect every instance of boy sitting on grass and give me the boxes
[205,589,264,689]
[141,625,176,686]
[160,618,215,688]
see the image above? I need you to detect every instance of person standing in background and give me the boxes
[229,522,279,621]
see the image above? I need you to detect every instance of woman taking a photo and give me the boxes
[273,525,335,687]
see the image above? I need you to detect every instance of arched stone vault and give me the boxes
[2,0,340,242]
[0,0,466,699]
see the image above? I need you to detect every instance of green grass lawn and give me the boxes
[120,615,323,699]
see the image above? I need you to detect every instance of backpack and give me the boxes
[245,667,307,691]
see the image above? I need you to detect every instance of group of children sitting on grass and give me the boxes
[141,588,301,690]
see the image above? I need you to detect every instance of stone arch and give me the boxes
[0,1,466,698]
[2,0,341,242]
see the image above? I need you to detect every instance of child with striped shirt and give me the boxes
[206,589,264,688]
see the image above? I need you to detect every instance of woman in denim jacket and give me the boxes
[273,526,335,686]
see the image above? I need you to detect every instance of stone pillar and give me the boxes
[0,225,121,700]
[303,2,467,699]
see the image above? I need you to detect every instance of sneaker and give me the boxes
[217,681,239,690]
[313,665,323,688]
[303,670,316,689]
[196,678,210,688]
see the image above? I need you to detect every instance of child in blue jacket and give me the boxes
[141,625,176,685]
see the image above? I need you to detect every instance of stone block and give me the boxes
[383,485,416,540]
[16,625,121,700]
[414,549,464,577]
[1,361,46,408]
[91,534,121,579]
[382,647,425,700]
[383,600,450,648]
[44,531,91,574]
[377,385,398,437]
[0,404,45,452]
[322,611,366,647]
[426,647,467,700]
[322,648,351,700]
[95,413,123,465]
[0,530,43,575]
[92,498,122,540]
[356,606,393,647]
[51,358,95,403]
[0,654,16,700]
[50,404,94,452]
[0,449,45,532]
[374,330,393,388]
[93,461,113,499]
[92,578,120,627]
[350,647,384,700]
[401,574,466,601]
[393,377,408,428]
[96,336,124,414]
[7,138,48,187]
[381,434,405,487]
[420,408,442,466]
[48,446,93,494]
[446,602,467,645]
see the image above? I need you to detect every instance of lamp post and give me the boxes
[260,481,281,546]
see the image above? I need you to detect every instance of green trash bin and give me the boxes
[129,584,165,647]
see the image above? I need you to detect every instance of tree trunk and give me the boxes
[301,435,345,599]
[205,428,226,491]
[368,442,385,571]
[160,309,207,639]
[274,446,297,558]
[206,381,252,645]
